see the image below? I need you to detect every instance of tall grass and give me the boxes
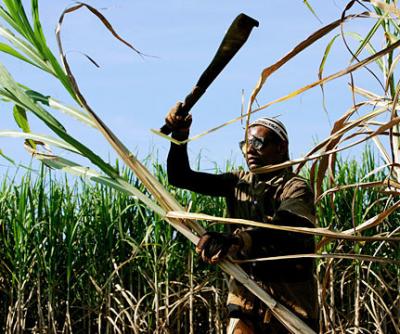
[0,148,399,333]
[315,148,400,333]
[0,162,226,333]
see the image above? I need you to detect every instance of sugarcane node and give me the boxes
[160,13,259,135]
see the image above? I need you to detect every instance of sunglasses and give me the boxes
[239,136,268,152]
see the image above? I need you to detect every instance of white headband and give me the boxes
[249,117,288,142]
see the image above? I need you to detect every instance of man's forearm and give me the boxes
[166,131,237,197]
[167,131,191,188]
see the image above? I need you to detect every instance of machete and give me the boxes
[159,13,259,135]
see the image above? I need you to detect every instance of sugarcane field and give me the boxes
[0,1,400,333]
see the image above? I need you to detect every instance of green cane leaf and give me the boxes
[302,0,323,24]
[0,42,38,67]
[0,148,15,164]
[34,154,165,216]
[0,62,118,178]
[0,24,53,73]
[0,130,81,154]
[13,104,36,149]
[13,105,30,132]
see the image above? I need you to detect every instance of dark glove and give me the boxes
[165,102,192,134]
[195,232,243,264]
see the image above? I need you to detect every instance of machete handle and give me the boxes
[160,86,205,135]
[160,13,259,136]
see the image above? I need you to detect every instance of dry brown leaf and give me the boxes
[343,199,400,234]
[232,253,400,265]
[252,116,400,174]
[370,0,400,17]
[183,30,400,145]
[166,211,400,242]
[246,13,368,121]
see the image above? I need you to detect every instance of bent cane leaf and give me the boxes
[246,13,368,119]
[25,90,96,127]
[0,42,37,66]
[233,253,400,265]
[0,63,117,177]
[0,148,15,164]
[371,0,400,17]
[13,105,30,133]
[0,24,52,73]
[302,0,323,24]
[12,104,36,148]
[0,130,79,153]
[0,62,66,130]
[0,4,21,33]
[158,30,400,145]
[31,0,47,54]
[166,211,400,242]
[33,154,165,216]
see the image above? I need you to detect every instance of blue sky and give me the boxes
[0,0,382,176]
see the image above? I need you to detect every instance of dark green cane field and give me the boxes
[1,149,399,333]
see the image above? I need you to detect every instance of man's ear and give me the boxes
[278,141,288,160]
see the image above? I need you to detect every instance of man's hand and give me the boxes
[195,232,243,264]
[165,102,192,134]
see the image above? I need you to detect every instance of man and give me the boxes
[166,103,319,333]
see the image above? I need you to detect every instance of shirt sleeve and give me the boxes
[167,134,238,197]
[277,176,316,227]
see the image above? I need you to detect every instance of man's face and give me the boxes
[242,125,287,170]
